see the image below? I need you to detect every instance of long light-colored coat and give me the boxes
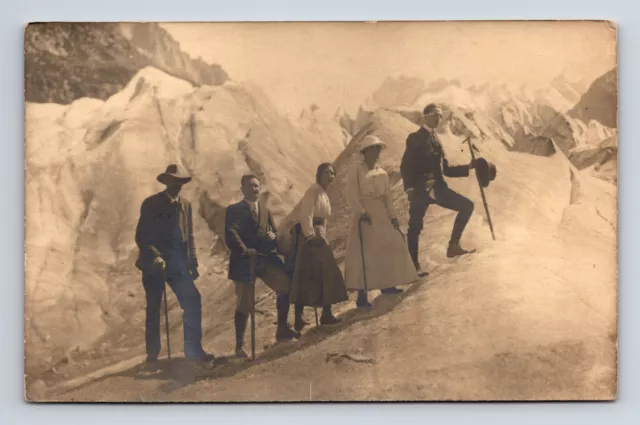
[344,158,420,291]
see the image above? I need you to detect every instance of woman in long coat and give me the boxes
[344,135,420,308]
[289,163,348,329]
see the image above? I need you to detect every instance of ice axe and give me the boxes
[249,255,257,361]
[463,136,496,240]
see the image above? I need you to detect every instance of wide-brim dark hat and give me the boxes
[475,157,497,188]
[157,164,192,185]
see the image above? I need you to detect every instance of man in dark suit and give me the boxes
[135,164,213,363]
[224,174,299,358]
[400,103,476,271]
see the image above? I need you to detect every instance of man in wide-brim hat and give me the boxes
[135,163,214,363]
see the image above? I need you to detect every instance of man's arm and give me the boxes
[264,208,279,251]
[135,197,162,260]
[224,206,249,255]
[442,152,471,178]
[187,203,198,270]
[267,208,277,235]
[400,134,417,193]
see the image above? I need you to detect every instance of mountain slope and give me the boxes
[119,23,229,87]
[568,67,617,128]
[42,96,616,402]
[24,23,229,105]
[24,57,617,401]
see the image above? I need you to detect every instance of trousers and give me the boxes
[141,263,204,359]
[407,184,474,264]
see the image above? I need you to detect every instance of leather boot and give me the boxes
[276,324,300,342]
[234,311,248,357]
[446,240,475,258]
[294,304,309,332]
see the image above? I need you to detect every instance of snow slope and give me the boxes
[25,70,617,402]
[44,97,616,402]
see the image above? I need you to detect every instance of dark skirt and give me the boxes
[288,220,348,307]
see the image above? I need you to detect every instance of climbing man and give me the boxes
[400,103,476,274]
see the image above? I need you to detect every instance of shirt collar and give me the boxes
[244,198,259,208]
[165,191,180,204]
[422,124,436,133]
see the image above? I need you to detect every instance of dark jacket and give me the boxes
[224,199,287,283]
[400,126,470,192]
[134,191,198,273]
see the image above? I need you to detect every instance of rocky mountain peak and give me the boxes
[24,22,229,105]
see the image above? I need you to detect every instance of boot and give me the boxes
[414,262,429,278]
[294,304,309,332]
[276,323,300,342]
[446,240,475,258]
[320,305,341,325]
[356,290,372,309]
[381,287,403,294]
[188,351,216,363]
[143,355,161,370]
[234,311,248,357]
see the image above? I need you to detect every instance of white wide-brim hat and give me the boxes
[359,135,387,153]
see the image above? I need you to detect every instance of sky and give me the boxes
[161,21,616,117]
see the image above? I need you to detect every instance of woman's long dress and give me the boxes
[289,183,348,307]
[344,159,419,291]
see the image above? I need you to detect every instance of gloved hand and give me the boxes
[190,266,200,280]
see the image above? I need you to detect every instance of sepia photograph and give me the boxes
[23,20,618,402]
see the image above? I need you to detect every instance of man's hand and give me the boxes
[153,256,166,269]
[391,218,400,229]
[266,231,276,241]
[407,190,414,202]
[190,266,200,280]
[359,212,372,225]
[244,248,258,258]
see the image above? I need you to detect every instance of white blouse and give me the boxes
[346,158,398,220]
[298,183,332,238]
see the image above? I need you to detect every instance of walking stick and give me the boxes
[358,218,369,294]
[310,233,320,327]
[465,136,496,240]
[162,265,171,361]
[249,255,256,361]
